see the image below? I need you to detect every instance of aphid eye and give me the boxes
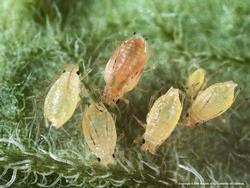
[185,113,189,117]
[145,37,148,41]
[133,32,136,35]
[62,70,66,73]
[142,139,145,144]
[76,71,80,75]
[97,157,101,162]
[112,154,115,158]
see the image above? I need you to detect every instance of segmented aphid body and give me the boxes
[82,103,117,165]
[184,81,237,127]
[142,87,182,154]
[103,36,147,106]
[44,64,81,128]
[186,68,206,97]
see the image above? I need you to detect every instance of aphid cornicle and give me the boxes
[102,36,147,106]
[44,64,81,129]
[82,103,117,166]
[141,87,183,154]
[186,68,206,97]
[183,81,237,127]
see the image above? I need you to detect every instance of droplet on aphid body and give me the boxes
[141,87,183,154]
[44,64,81,129]
[102,36,147,106]
[183,81,237,127]
[82,103,117,166]
[186,68,206,97]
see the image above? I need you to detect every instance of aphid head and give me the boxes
[182,112,199,127]
[97,154,116,166]
[63,64,79,74]
[102,87,121,106]
[141,139,157,155]
[224,80,238,89]
[125,35,147,54]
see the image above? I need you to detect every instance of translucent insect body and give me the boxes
[82,103,117,166]
[183,81,237,127]
[142,87,183,154]
[186,68,206,97]
[44,64,81,128]
[102,36,147,106]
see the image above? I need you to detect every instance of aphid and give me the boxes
[44,64,81,128]
[186,68,206,97]
[183,81,237,127]
[82,103,117,165]
[141,87,183,154]
[102,36,147,106]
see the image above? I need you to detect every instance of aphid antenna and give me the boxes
[80,68,92,80]
[148,89,164,110]
[119,97,130,106]
[203,62,230,87]
[81,80,102,104]
[146,41,155,64]
[135,86,150,93]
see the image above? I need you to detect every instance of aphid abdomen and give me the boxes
[142,87,182,154]
[44,65,81,128]
[188,81,237,126]
[103,36,147,105]
[82,103,117,165]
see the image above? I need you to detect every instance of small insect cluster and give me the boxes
[44,36,238,165]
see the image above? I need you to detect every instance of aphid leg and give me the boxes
[45,117,49,128]
[117,133,124,142]
[111,113,117,123]
[119,97,130,106]
[218,115,227,124]
[133,135,143,144]
[143,66,156,73]
[132,115,146,129]
[178,89,186,106]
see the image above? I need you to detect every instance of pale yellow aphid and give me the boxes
[44,64,81,128]
[141,87,183,154]
[183,81,237,127]
[82,103,117,166]
[186,68,206,97]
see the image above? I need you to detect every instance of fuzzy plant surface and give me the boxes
[0,0,250,187]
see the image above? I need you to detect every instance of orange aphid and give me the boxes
[102,36,147,106]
